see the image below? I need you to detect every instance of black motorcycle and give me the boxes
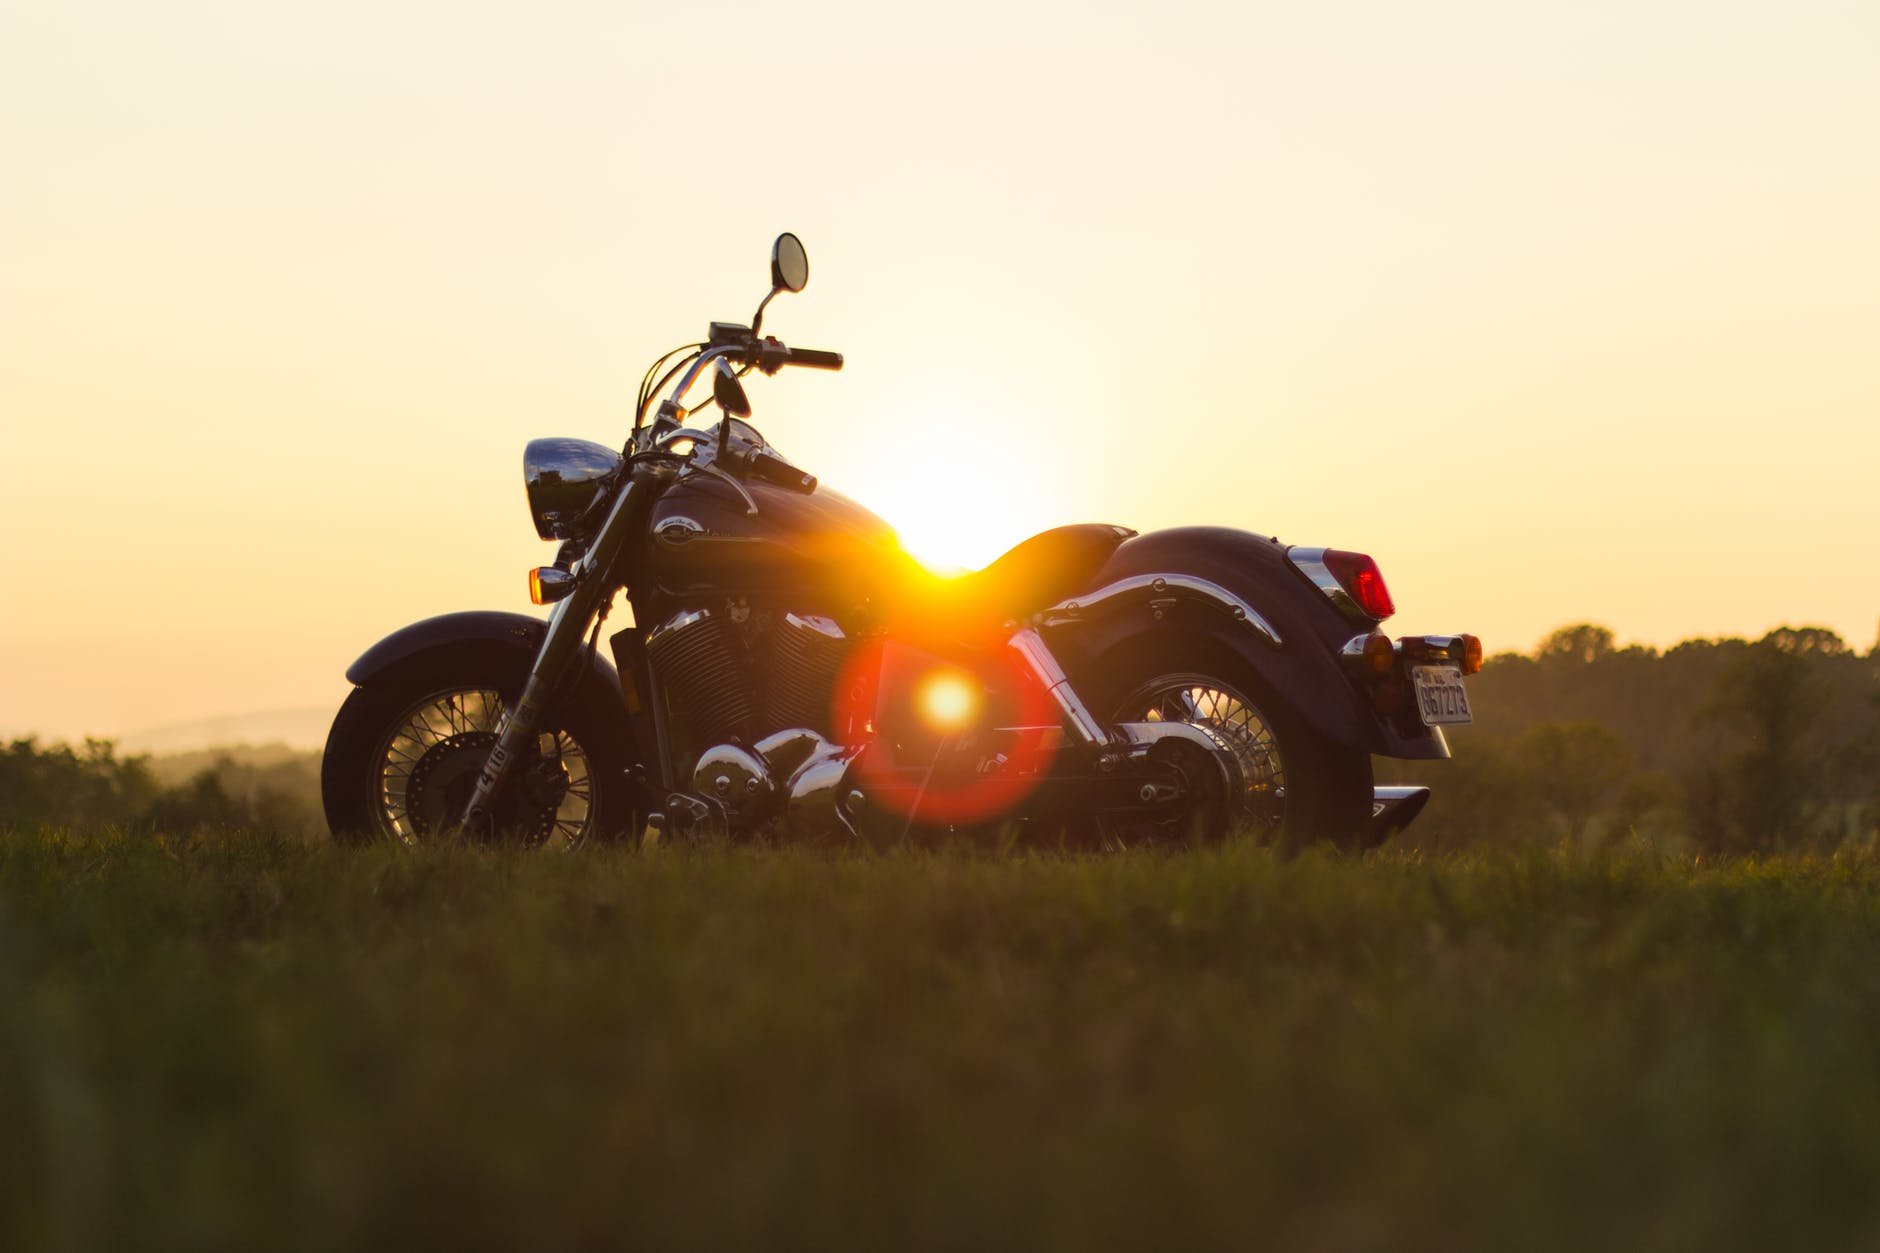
[321,234,1479,850]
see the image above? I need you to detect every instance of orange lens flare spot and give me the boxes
[918,670,981,732]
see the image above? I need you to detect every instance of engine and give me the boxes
[645,603,863,840]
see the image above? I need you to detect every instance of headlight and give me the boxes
[523,437,621,541]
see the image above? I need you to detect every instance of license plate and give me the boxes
[1411,665,1474,726]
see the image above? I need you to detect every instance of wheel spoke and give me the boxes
[1115,672,1289,842]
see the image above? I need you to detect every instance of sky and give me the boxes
[3,0,1877,744]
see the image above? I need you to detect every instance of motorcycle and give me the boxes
[321,233,1479,851]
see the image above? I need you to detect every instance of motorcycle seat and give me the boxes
[922,523,1135,622]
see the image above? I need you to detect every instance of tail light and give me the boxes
[1323,550,1394,620]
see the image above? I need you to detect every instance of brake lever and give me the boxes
[698,461,760,516]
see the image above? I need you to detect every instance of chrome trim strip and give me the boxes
[1285,546,1370,625]
[1399,634,1469,663]
[1034,573,1282,649]
[782,612,845,641]
[1007,627,1110,746]
[647,607,710,648]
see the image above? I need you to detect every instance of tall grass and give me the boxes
[4,830,1878,1251]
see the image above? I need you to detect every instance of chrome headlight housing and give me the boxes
[524,437,621,541]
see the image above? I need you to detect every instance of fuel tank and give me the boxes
[646,473,909,601]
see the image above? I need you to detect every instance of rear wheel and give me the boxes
[1085,635,1374,850]
[321,654,637,847]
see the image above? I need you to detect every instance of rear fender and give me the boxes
[1037,528,1449,759]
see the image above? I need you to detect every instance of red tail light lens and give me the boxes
[1323,550,1395,620]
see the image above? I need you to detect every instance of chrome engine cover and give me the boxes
[667,727,862,842]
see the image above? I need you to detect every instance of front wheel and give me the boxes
[321,652,638,847]
[1083,634,1375,851]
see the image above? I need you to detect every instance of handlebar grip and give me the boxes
[786,347,844,370]
[749,450,818,494]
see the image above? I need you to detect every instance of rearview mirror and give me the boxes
[712,359,753,418]
[770,233,809,293]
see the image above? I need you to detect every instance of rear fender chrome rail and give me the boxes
[1033,573,1283,649]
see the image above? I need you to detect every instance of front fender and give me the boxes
[1039,527,1448,759]
[344,610,629,721]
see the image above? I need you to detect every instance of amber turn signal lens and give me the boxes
[1361,631,1395,678]
[1460,634,1483,675]
[528,567,576,606]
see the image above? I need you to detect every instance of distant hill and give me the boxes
[115,707,333,755]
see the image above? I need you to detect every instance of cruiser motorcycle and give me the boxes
[322,234,1479,850]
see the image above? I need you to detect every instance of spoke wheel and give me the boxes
[1108,672,1288,845]
[323,653,635,848]
[371,688,597,847]
[1074,632,1376,851]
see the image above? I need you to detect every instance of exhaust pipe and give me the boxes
[1371,786,1430,842]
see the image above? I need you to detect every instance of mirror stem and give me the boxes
[751,286,781,336]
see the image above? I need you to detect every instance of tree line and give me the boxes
[1384,623,1880,853]
[0,738,323,837]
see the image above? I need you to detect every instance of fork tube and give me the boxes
[459,466,660,834]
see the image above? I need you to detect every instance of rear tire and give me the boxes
[1080,632,1375,851]
[321,652,638,847]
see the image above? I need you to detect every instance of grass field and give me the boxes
[4,831,1878,1252]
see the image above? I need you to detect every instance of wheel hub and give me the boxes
[1113,675,1288,841]
[404,730,568,842]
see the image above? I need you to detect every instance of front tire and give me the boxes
[1081,632,1375,851]
[322,652,638,847]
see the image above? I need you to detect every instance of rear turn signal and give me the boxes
[1349,631,1395,678]
[1324,550,1395,621]
[1460,634,1483,675]
[529,566,576,606]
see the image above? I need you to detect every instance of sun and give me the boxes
[843,443,1069,575]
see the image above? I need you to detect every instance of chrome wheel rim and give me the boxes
[368,687,598,848]
[1115,674,1288,840]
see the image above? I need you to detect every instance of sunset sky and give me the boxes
[3,0,1876,743]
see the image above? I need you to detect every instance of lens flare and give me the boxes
[918,670,980,732]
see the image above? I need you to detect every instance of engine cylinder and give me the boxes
[766,613,849,731]
[647,608,754,745]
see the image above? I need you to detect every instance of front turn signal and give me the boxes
[529,566,577,606]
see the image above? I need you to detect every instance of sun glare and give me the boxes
[840,429,1068,574]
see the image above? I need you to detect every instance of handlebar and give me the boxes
[749,449,818,494]
[742,336,843,375]
[782,347,843,371]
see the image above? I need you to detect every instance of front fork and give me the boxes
[459,464,664,834]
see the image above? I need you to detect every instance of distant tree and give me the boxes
[1538,624,1616,665]
[143,767,249,832]
[1509,721,1633,846]
[1697,627,1841,851]
[1,740,318,835]
[0,738,159,830]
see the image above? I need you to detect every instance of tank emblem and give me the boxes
[657,516,707,547]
